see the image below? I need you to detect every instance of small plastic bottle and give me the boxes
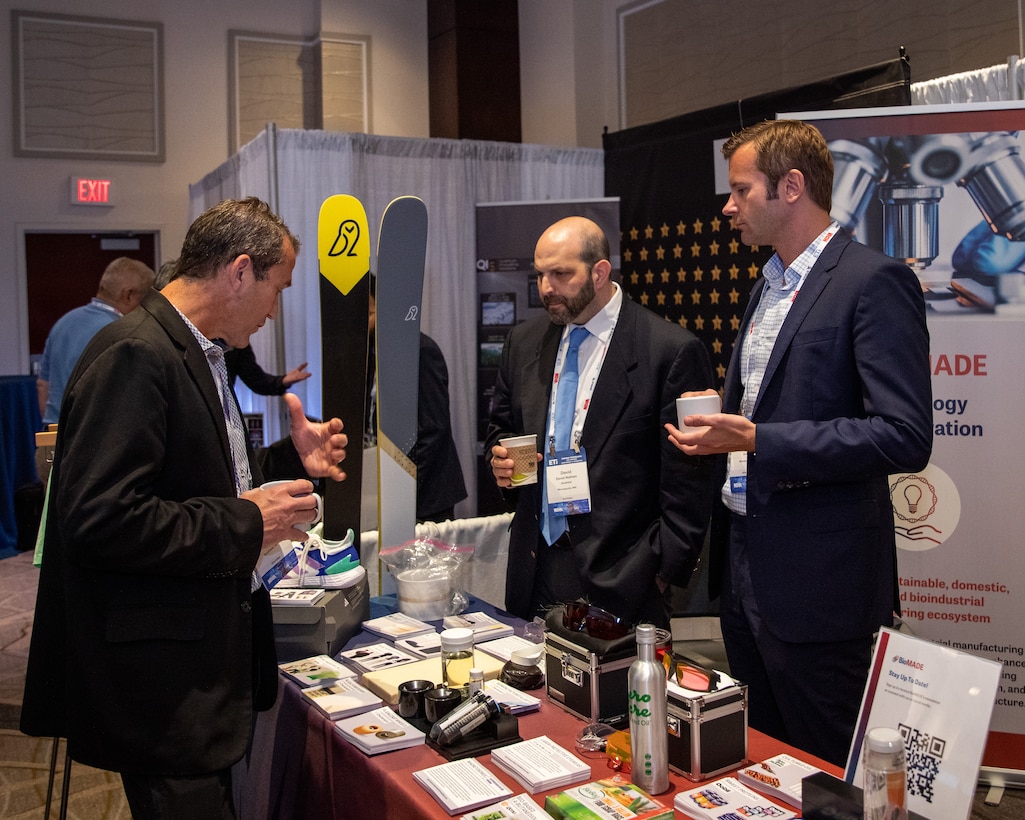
[440,627,475,692]
[628,623,669,794]
[863,727,907,820]
[468,667,484,696]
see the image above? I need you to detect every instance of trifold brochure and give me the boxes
[483,679,541,716]
[362,611,436,640]
[674,777,797,820]
[299,676,383,720]
[545,775,672,820]
[737,753,823,809]
[844,626,1002,820]
[278,654,354,688]
[443,611,515,640]
[413,757,514,815]
[476,635,539,663]
[395,630,444,659]
[489,735,591,794]
[334,705,426,755]
[339,641,420,675]
[459,792,551,820]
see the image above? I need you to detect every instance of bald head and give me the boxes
[534,216,613,326]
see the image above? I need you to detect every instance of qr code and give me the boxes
[899,722,944,803]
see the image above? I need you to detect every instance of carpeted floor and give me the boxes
[2,548,1022,819]
[0,550,130,819]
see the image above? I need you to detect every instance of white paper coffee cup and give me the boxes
[676,394,722,428]
[499,434,538,486]
[260,479,323,530]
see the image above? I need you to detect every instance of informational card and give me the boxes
[844,627,1001,820]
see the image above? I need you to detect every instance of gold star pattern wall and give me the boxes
[620,214,770,386]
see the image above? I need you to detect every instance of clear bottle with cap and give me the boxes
[468,667,484,696]
[863,727,907,820]
[440,627,475,693]
[628,623,669,794]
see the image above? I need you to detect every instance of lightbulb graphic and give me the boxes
[903,483,923,514]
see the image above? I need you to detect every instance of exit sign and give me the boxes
[70,176,114,206]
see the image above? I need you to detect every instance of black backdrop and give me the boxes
[603,55,911,384]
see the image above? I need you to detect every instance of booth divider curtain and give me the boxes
[189,130,604,516]
[911,57,1025,104]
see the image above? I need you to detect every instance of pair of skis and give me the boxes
[318,195,427,592]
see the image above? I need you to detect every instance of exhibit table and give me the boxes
[0,375,41,556]
[234,600,840,819]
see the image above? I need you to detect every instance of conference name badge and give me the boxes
[546,447,591,516]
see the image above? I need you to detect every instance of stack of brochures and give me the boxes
[737,753,823,809]
[483,679,541,716]
[278,654,354,688]
[362,612,435,640]
[334,705,426,755]
[475,635,539,663]
[413,757,514,815]
[673,777,796,820]
[545,776,672,820]
[442,611,514,640]
[269,587,325,606]
[490,735,591,794]
[339,641,419,675]
[299,676,383,720]
[459,793,551,820]
[395,631,444,659]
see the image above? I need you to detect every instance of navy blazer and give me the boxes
[710,228,933,643]
[22,290,277,775]
[486,295,715,623]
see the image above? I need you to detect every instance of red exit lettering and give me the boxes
[930,354,987,376]
[76,178,111,203]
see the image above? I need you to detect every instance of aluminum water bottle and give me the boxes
[863,727,908,820]
[628,623,669,794]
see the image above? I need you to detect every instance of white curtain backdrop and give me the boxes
[912,56,1025,104]
[189,129,605,517]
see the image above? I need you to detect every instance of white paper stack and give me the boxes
[339,641,420,674]
[483,679,541,716]
[443,611,515,640]
[299,676,383,720]
[413,757,514,815]
[490,735,591,794]
[475,635,539,663]
[674,777,796,820]
[278,654,355,688]
[737,753,823,809]
[459,793,552,820]
[334,705,426,755]
[362,611,436,639]
[395,631,444,659]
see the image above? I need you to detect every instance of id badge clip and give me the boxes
[545,447,591,516]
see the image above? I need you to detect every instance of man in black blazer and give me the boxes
[21,198,348,818]
[667,120,933,766]
[487,216,715,627]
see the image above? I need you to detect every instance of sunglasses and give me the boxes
[663,652,721,692]
[561,601,631,640]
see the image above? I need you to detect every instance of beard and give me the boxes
[543,275,595,325]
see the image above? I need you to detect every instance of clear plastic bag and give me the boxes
[379,537,474,619]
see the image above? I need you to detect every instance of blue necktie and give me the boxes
[542,326,588,545]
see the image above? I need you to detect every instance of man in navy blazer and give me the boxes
[21,198,348,818]
[488,216,715,627]
[667,120,932,766]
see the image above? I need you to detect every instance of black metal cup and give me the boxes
[423,685,462,724]
[397,679,434,724]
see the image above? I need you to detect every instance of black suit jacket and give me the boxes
[486,295,715,623]
[21,290,278,776]
[710,229,933,643]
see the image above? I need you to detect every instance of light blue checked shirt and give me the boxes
[723,221,840,515]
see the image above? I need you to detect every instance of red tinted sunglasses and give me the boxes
[562,601,630,640]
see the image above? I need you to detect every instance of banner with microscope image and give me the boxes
[793,102,1025,773]
[474,198,620,515]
